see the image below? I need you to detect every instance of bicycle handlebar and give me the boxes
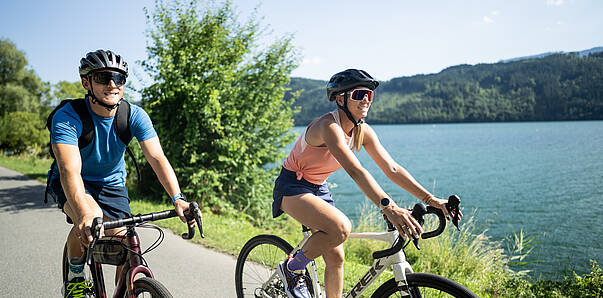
[85,202,204,265]
[372,195,461,259]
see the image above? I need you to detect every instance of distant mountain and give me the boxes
[499,46,603,63]
[286,49,603,125]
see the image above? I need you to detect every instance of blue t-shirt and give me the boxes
[50,99,157,186]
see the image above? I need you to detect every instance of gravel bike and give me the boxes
[62,201,204,298]
[235,195,477,297]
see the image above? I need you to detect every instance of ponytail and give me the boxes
[352,123,364,152]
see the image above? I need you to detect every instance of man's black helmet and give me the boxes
[326,69,379,101]
[79,49,128,77]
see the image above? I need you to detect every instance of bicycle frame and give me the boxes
[344,230,412,298]
[260,229,412,298]
[89,225,155,298]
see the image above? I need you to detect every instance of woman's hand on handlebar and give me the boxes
[174,199,198,229]
[425,196,463,222]
[383,205,423,240]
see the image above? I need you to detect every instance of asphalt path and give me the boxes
[0,166,237,297]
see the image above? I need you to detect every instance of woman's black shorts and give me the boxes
[272,167,333,218]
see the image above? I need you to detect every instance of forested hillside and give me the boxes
[286,51,603,125]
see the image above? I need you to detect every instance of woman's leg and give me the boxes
[281,193,352,259]
[322,244,345,298]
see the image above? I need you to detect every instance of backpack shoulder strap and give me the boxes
[113,100,141,183]
[46,98,94,158]
[114,100,132,145]
[70,98,94,149]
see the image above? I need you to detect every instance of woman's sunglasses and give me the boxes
[91,71,127,87]
[349,89,373,102]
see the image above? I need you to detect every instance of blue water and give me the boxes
[289,121,603,278]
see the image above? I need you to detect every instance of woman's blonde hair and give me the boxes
[352,123,364,152]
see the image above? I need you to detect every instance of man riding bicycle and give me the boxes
[46,49,194,297]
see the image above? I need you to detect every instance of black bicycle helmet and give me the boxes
[79,49,128,77]
[326,69,379,101]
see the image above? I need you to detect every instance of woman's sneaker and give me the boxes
[62,277,93,298]
[276,259,312,298]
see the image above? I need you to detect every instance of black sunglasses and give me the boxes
[91,71,127,87]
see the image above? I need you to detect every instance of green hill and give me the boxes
[286,51,603,125]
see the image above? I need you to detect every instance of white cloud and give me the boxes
[302,57,321,65]
[483,16,494,24]
[547,0,565,6]
[491,10,499,16]
[556,20,564,25]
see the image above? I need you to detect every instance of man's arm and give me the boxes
[52,143,103,244]
[138,136,192,224]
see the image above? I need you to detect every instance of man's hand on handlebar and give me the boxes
[382,205,424,240]
[76,207,104,248]
[174,199,198,229]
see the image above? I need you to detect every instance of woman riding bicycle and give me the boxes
[272,69,462,298]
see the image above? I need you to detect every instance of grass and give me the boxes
[0,153,52,182]
[2,153,601,297]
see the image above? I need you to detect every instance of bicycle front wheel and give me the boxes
[235,234,315,298]
[371,273,477,298]
[132,277,173,298]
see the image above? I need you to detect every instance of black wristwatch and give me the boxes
[380,198,392,210]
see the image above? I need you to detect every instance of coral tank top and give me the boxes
[282,110,354,185]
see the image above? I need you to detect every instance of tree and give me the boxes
[0,111,48,154]
[51,81,86,103]
[0,38,46,116]
[140,0,298,220]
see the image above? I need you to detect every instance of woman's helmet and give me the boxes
[79,49,128,77]
[326,69,379,101]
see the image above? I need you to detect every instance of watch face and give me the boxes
[380,198,390,207]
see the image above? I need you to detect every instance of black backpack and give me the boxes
[44,97,140,203]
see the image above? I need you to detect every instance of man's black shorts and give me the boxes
[49,178,131,222]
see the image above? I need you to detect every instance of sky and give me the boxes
[1,0,602,86]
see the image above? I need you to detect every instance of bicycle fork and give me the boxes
[391,261,414,298]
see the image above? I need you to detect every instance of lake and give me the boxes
[289,121,603,278]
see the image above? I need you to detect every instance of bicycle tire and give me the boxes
[235,234,314,298]
[62,243,69,282]
[371,273,477,298]
[132,277,173,298]
[62,243,97,297]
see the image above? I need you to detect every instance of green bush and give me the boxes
[139,0,298,221]
[0,111,48,154]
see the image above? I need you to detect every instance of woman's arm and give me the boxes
[362,124,453,218]
[314,119,423,238]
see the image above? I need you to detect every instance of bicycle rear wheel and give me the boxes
[132,277,173,298]
[371,273,477,298]
[235,234,314,297]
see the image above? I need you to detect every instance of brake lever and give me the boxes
[191,201,204,238]
[410,203,427,250]
[87,217,103,265]
[446,195,461,231]
[182,202,204,239]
